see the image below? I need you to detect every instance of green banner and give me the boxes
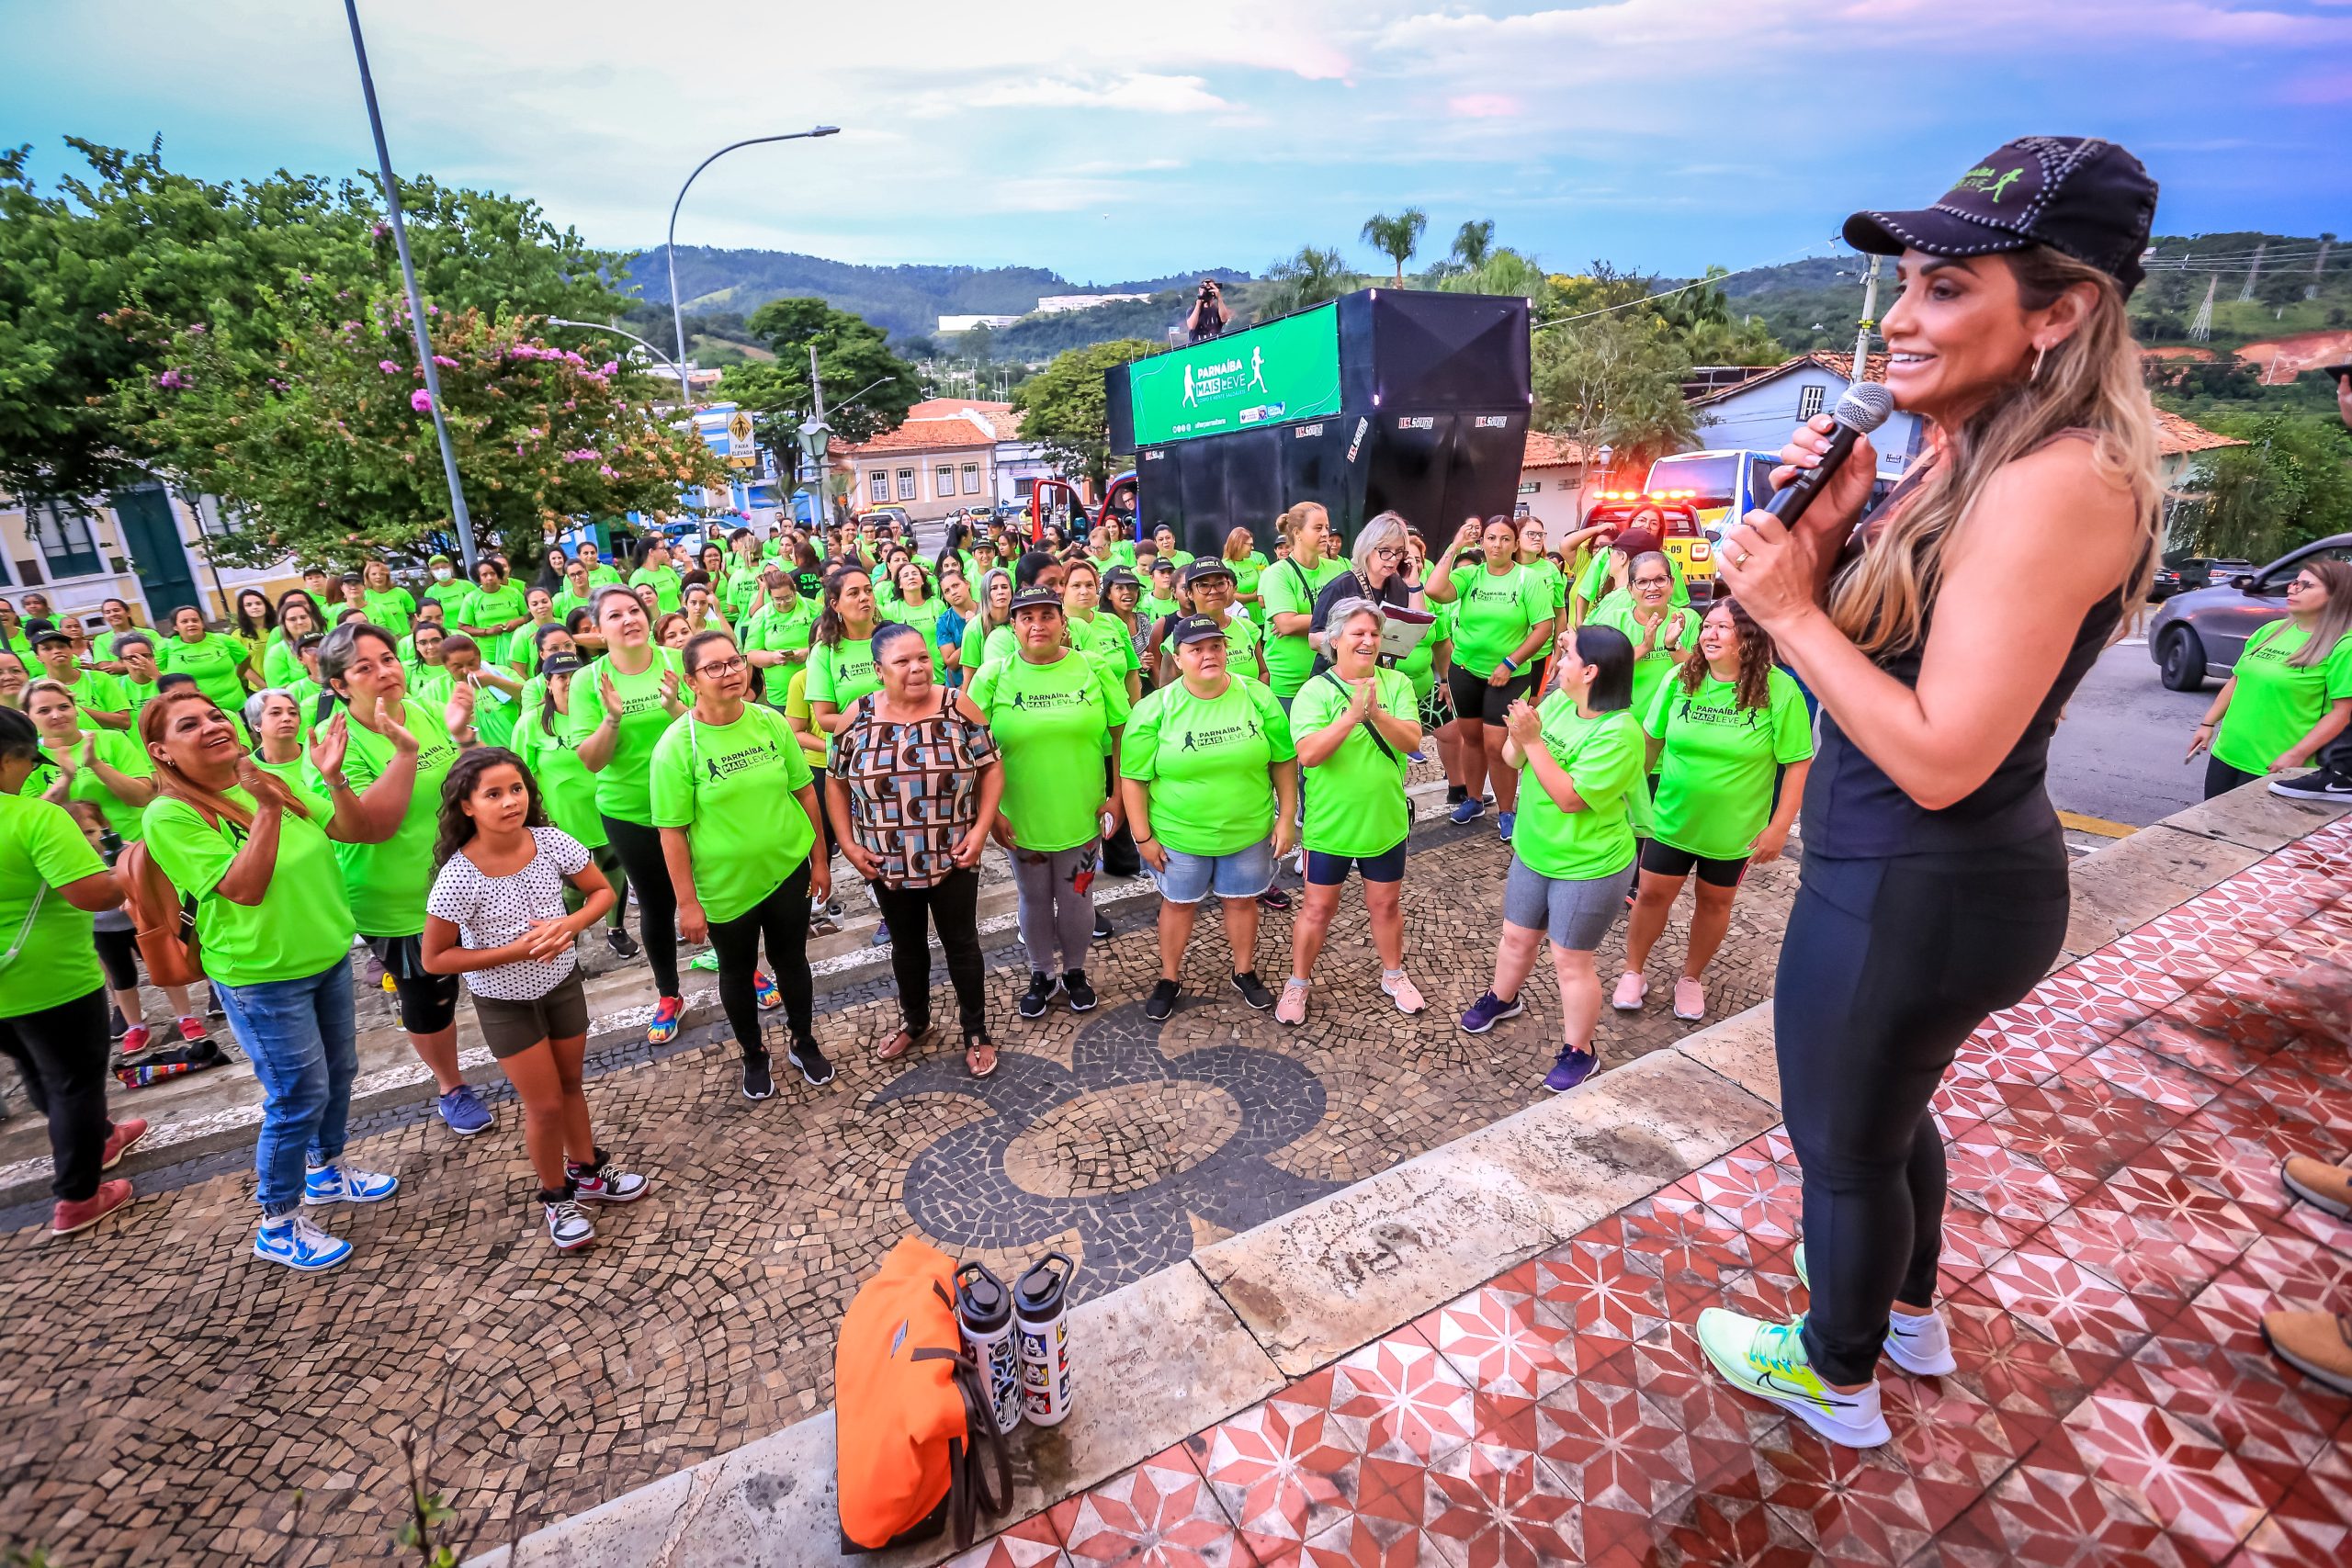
[1127,304,1342,446]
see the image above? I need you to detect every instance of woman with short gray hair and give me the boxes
[1308,511,1419,671]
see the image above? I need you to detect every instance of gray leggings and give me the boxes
[1007,840,1099,976]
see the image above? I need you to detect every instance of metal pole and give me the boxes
[547,317,689,379]
[808,344,830,525]
[1849,254,1880,388]
[343,0,478,573]
[667,128,841,410]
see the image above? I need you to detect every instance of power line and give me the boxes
[1531,240,1845,332]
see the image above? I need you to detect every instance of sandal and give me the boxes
[966,1035,999,1078]
[877,1024,931,1061]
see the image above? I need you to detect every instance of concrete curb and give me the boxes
[476,779,2344,1567]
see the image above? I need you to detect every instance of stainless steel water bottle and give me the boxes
[955,1261,1023,1436]
[1013,1251,1075,1427]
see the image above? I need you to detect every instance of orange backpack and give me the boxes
[834,1238,1010,1553]
[116,839,205,987]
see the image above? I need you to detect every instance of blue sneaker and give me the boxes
[1498,811,1517,842]
[1448,796,1486,826]
[254,1213,353,1273]
[436,1084,493,1137]
[1457,989,1524,1034]
[1408,750,1428,764]
[871,919,892,947]
[304,1163,400,1205]
[1543,1044,1599,1093]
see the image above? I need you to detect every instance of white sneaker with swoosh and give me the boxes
[1792,1243,1961,1377]
[1697,1309,1891,1450]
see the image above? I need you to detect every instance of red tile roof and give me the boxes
[1522,430,1591,468]
[2154,409,2245,457]
[905,397,1012,419]
[831,414,1001,457]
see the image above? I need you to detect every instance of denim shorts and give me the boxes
[1502,855,1636,950]
[1151,837,1274,905]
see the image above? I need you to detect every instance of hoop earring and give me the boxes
[2031,344,2049,383]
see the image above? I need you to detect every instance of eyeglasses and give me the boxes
[1373,546,1404,558]
[692,656,748,679]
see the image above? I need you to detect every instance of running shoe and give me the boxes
[1092,910,1113,941]
[649,994,685,1045]
[436,1084,494,1136]
[871,919,892,947]
[1144,978,1182,1021]
[741,1050,775,1100]
[1611,973,1647,1011]
[2263,1310,2352,1397]
[1497,811,1516,842]
[175,1015,209,1044]
[1696,1309,1891,1449]
[571,1162,650,1203]
[1063,970,1098,1012]
[107,1004,128,1043]
[1258,886,1292,911]
[1543,1044,1599,1092]
[789,1038,836,1087]
[100,1117,149,1170]
[1448,796,1487,826]
[753,969,783,1010]
[606,925,641,960]
[1789,1245,1960,1377]
[1231,971,1276,1010]
[2269,766,2352,802]
[544,1197,596,1251]
[1408,750,1427,764]
[120,1023,152,1055]
[2283,1155,2352,1219]
[1275,977,1309,1026]
[304,1162,400,1205]
[1381,970,1426,1015]
[1457,989,1523,1034]
[1672,977,1707,1022]
[51,1179,132,1237]
[1018,971,1059,1020]
[254,1213,352,1272]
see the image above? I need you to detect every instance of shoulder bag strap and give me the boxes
[0,882,47,974]
[1317,669,1400,762]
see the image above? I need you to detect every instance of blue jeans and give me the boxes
[215,956,358,1216]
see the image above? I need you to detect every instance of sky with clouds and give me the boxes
[6,0,2349,290]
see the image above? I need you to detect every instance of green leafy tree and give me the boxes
[1013,339,1160,488]
[0,137,627,503]
[1253,247,1355,319]
[112,291,726,566]
[2172,412,2352,560]
[1450,220,1495,273]
[1439,248,1555,310]
[1361,209,1427,288]
[721,297,918,446]
[1532,310,1698,477]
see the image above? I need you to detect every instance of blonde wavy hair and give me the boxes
[1830,246,2162,659]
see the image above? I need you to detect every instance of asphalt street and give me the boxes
[2046,632,2213,829]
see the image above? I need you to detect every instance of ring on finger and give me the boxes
[1724,543,1749,568]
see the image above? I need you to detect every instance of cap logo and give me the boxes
[1955,164,2025,203]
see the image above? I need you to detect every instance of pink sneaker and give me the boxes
[176,1015,209,1044]
[120,1024,152,1055]
[102,1118,150,1170]
[1275,978,1309,1026]
[1673,977,1707,1021]
[1611,972,1647,1012]
[1381,970,1426,1015]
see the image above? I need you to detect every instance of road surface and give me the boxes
[2045,634,2211,829]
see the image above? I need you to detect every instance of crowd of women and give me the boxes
[0,500,1830,1269]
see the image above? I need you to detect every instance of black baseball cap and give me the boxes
[1009,586,1065,616]
[1102,565,1141,589]
[1180,558,1236,588]
[1168,615,1227,648]
[541,651,584,679]
[1844,136,2158,296]
[29,627,73,649]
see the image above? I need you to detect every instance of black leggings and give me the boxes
[872,868,987,1039]
[708,860,815,1056]
[602,815,679,997]
[0,987,114,1201]
[1773,839,2069,1385]
[2203,754,2260,800]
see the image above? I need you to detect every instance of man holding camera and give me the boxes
[1186,278,1229,344]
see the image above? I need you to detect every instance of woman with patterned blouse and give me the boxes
[825,622,1005,1077]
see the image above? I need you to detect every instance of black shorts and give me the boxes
[1639,839,1749,889]
[1445,663,1538,727]
[1305,840,1408,886]
[94,927,142,992]
[367,932,463,1035]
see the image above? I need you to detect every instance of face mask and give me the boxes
[433,567,453,581]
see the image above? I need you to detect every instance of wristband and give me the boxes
[322,775,351,791]
[1501,656,1519,673]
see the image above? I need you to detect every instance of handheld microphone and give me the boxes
[1764,383,1895,528]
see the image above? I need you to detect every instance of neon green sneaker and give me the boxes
[1695,1308,1891,1449]
[1792,1244,1959,1377]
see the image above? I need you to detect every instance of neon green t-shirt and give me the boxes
[1397,600,1453,703]
[968,650,1132,852]
[364,586,419,633]
[1122,675,1296,857]
[263,635,309,689]
[885,597,950,672]
[1259,557,1351,697]
[1510,696,1643,883]
[424,578,473,625]
[553,587,594,626]
[1069,610,1140,685]
[514,695,605,850]
[741,597,819,704]
[1228,551,1270,598]
[1154,610,1262,675]
[461,581,527,635]
[560,649,685,824]
[0,791,107,1014]
[1523,557,1568,617]
[160,633,249,714]
[1448,563,1554,679]
[956,617,1004,679]
[630,565,684,615]
[2214,619,2352,774]
[1137,593,1181,626]
[42,728,154,843]
[505,620,556,675]
[1289,667,1417,858]
[53,667,130,722]
[143,784,357,989]
[1642,668,1813,863]
[311,699,461,938]
[1593,600,1702,734]
[806,637,880,761]
[469,680,520,750]
[649,705,815,923]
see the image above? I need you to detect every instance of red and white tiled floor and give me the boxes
[952,819,2352,1568]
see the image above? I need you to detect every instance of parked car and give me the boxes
[2146,533,2352,690]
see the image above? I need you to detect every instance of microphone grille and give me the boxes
[1836,383,1896,433]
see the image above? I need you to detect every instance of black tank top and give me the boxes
[1804,448,2134,859]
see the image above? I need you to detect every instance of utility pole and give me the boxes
[343,0,478,572]
[2189,276,2217,342]
[1849,254,1881,387]
[2237,241,2265,304]
[808,344,830,526]
[2311,234,2335,301]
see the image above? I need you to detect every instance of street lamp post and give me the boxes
[547,317,690,384]
[667,128,840,410]
[342,0,479,572]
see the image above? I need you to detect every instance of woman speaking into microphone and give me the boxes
[1697,138,2163,1450]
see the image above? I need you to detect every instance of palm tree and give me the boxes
[1360,209,1427,288]
[1450,220,1495,273]
[1256,247,1354,318]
